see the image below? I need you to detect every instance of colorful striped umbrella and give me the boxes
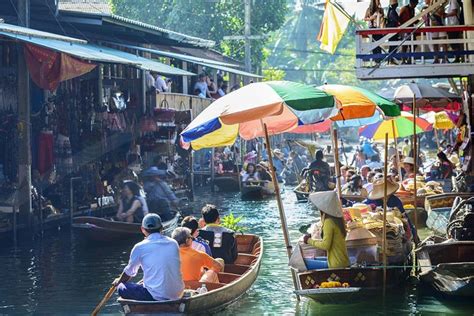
[319,84,401,120]
[359,111,432,140]
[181,81,338,150]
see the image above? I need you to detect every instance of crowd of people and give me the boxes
[114,204,238,301]
[365,0,465,64]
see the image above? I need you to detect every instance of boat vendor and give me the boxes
[363,178,419,242]
[142,167,179,221]
[303,150,332,192]
[116,181,148,223]
[181,216,212,256]
[199,204,238,264]
[303,191,350,269]
[172,227,224,283]
[113,214,184,301]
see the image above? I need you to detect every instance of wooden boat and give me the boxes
[295,266,409,304]
[72,212,180,242]
[241,181,276,200]
[293,189,366,204]
[118,234,262,314]
[416,236,474,297]
[214,173,240,192]
[425,193,474,235]
[425,192,474,215]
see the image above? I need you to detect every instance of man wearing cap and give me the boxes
[114,214,184,301]
[142,167,179,221]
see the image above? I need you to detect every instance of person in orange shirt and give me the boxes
[171,227,224,283]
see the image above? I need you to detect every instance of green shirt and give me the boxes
[308,218,350,268]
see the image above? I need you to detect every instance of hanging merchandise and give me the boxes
[24,44,96,91]
[154,99,176,122]
[109,91,127,112]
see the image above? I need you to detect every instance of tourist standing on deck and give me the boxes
[114,214,184,301]
[142,167,179,221]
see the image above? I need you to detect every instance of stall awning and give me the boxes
[0,23,196,76]
[90,45,195,76]
[114,43,263,78]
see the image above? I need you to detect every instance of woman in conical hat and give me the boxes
[303,191,350,269]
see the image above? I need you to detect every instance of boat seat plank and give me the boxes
[235,253,258,266]
[218,272,241,284]
[184,281,226,291]
[224,264,251,275]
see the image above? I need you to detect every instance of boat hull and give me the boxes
[297,266,409,303]
[72,213,179,242]
[214,174,240,192]
[118,234,263,314]
[416,239,474,297]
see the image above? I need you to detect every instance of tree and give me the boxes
[109,0,288,70]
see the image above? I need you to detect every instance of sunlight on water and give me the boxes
[0,188,472,315]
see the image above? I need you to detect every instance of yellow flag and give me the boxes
[318,0,351,54]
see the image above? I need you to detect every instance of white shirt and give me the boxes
[218,88,226,97]
[145,72,155,90]
[155,76,168,92]
[447,0,460,26]
[194,81,208,96]
[123,233,184,300]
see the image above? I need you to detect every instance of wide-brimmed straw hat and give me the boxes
[273,149,284,156]
[402,157,415,165]
[309,191,343,218]
[257,161,269,169]
[368,179,400,200]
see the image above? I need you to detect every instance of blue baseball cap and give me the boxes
[142,213,163,230]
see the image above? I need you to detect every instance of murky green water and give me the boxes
[0,188,472,315]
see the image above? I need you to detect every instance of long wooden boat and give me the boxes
[425,192,474,215]
[295,265,409,303]
[118,234,262,314]
[72,212,180,242]
[241,181,276,200]
[214,173,240,192]
[416,236,474,297]
[425,193,474,235]
[293,189,366,204]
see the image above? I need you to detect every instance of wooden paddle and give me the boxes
[91,273,123,316]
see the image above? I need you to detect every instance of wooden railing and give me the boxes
[156,93,212,118]
[355,25,474,79]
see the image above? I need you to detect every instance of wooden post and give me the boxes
[331,126,342,198]
[412,96,418,229]
[211,147,215,192]
[434,129,440,150]
[391,120,403,180]
[262,122,300,298]
[383,133,389,295]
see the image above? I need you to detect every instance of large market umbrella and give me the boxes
[421,110,456,148]
[359,111,432,140]
[393,83,462,109]
[319,84,401,120]
[181,81,338,150]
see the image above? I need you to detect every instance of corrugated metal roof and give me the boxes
[115,43,263,78]
[58,10,215,48]
[94,45,195,76]
[59,1,112,15]
[0,23,194,76]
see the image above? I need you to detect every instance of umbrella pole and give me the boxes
[412,96,418,230]
[331,126,342,198]
[391,120,403,180]
[383,133,389,297]
[434,129,440,150]
[262,122,300,299]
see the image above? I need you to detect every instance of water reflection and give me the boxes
[0,188,472,315]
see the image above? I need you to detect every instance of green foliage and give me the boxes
[109,0,289,70]
[263,67,286,81]
[221,213,247,233]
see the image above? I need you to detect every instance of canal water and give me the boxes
[0,188,472,315]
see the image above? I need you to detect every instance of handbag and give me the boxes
[140,116,157,133]
[109,92,127,112]
[175,110,191,124]
[154,99,175,122]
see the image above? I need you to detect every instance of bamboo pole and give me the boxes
[262,122,300,299]
[383,133,389,295]
[391,120,403,180]
[434,129,440,150]
[412,97,418,229]
[331,126,342,198]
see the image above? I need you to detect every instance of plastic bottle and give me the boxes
[197,284,208,294]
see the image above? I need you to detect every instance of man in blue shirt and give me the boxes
[114,214,184,301]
